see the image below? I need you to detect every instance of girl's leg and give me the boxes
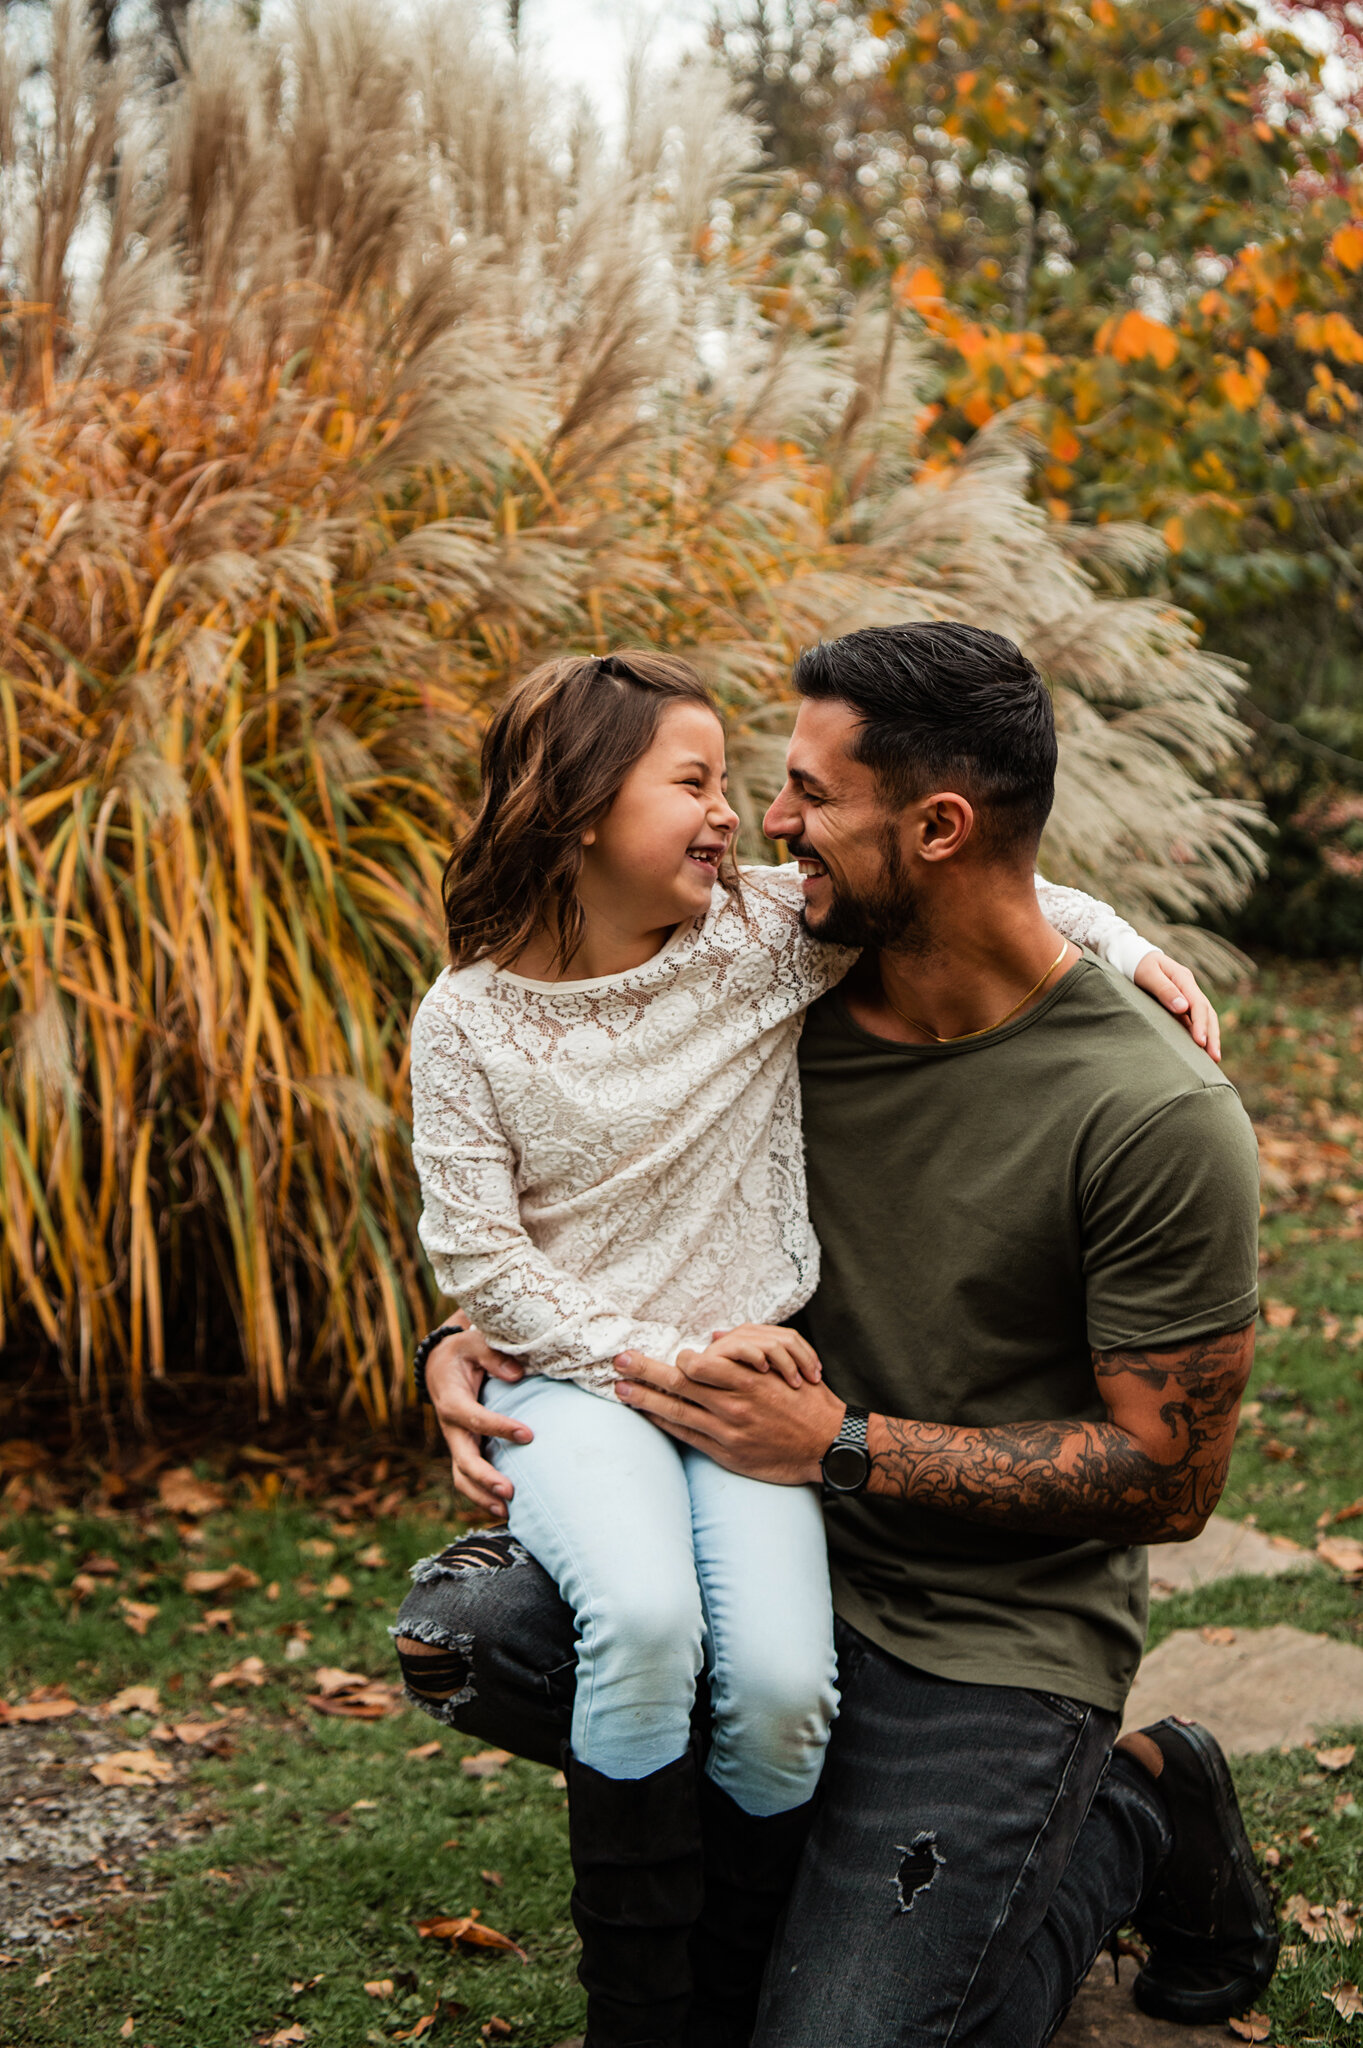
[489,1375,705,1777]
[489,1378,706,2048]
[683,1451,838,1817]
[681,1455,839,2048]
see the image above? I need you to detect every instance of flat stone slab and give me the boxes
[1053,1961,1229,2048]
[1123,1624,1363,1753]
[1148,1514,1315,1599]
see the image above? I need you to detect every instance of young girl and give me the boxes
[406,650,1201,2048]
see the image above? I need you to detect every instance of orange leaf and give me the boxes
[1331,223,1363,272]
[894,264,944,313]
[417,1913,528,1962]
[1100,310,1178,369]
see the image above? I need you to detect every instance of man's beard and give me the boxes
[790,828,930,952]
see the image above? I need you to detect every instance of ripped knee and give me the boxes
[392,1630,475,1707]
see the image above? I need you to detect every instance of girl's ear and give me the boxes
[582,826,597,847]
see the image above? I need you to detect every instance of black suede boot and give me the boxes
[566,1750,705,2048]
[685,1777,815,2048]
[1130,1718,1280,2022]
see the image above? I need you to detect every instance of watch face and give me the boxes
[822,1441,871,1493]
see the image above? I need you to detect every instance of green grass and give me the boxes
[5,960,1363,2044]
[1,1500,581,2047]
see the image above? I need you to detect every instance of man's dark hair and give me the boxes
[793,622,1057,856]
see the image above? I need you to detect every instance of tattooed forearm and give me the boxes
[865,1325,1256,1543]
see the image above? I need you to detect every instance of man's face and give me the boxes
[762,697,928,950]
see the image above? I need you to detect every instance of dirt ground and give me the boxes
[0,1718,218,1959]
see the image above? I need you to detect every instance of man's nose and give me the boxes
[763,784,798,842]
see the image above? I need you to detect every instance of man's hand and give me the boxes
[614,1347,844,1485]
[425,1323,530,1517]
[1134,951,1222,1062]
[681,1323,823,1389]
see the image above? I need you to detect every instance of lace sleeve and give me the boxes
[411,1004,696,1396]
[1034,875,1154,982]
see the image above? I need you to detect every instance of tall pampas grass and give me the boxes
[0,0,1262,1423]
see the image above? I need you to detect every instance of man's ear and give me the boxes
[917,792,975,863]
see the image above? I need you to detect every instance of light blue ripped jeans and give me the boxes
[488,1374,838,1817]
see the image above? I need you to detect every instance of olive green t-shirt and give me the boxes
[797,954,1260,1712]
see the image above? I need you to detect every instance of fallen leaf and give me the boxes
[482,2021,513,2040]
[34,1968,53,1986]
[183,1565,260,1597]
[417,1911,528,1961]
[551,1769,567,1789]
[408,1741,442,1760]
[256,2028,308,2047]
[356,1543,387,1569]
[158,1468,227,1517]
[119,2020,134,2039]
[394,2005,442,2042]
[323,1573,352,1600]
[203,1868,238,1884]
[0,1696,80,1724]
[1200,1625,1236,1646]
[1228,2015,1271,2041]
[311,1665,370,1696]
[1263,1299,1298,1328]
[352,1799,378,1811]
[480,1868,504,1888]
[305,1679,400,1721]
[1318,1537,1363,1579]
[460,1749,513,1780]
[265,1581,280,1600]
[169,1719,217,1744]
[298,1538,335,1559]
[1333,1498,1363,1525]
[209,1655,267,1690]
[1317,1745,1357,1773]
[89,1749,175,1788]
[77,1552,121,1577]
[105,1685,159,1716]
[1286,1894,1360,1943]
[364,1980,394,1998]
[1328,1985,1363,2021]
[118,1600,160,1637]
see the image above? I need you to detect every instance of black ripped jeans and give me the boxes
[393,1535,1172,2047]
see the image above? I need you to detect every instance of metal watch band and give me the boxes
[412,1319,468,1406]
[821,1403,872,1494]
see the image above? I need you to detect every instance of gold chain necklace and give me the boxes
[881,940,1071,1045]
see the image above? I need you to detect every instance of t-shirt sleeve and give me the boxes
[1080,1084,1260,1352]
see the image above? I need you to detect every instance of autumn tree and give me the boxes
[719,0,1363,946]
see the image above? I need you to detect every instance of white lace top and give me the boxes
[411,868,1154,1397]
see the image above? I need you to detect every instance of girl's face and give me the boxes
[581,702,739,930]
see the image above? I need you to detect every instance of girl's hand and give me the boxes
[424,1325,529,1517]
[1133,951,1222,1063]
[677,1323,822,1391]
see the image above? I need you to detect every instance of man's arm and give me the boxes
[864,1324,1254,1544]
[613,1319,1255,1545]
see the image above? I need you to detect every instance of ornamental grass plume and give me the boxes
[0,0,1262,1422]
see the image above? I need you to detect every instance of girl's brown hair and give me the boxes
[442,651,740,971]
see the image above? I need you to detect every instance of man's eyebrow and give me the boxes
[786,761,829,794]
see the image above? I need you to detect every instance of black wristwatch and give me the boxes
[820,1405,872,1495]
[413,1317,469,1406]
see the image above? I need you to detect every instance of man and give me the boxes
[394,623,1275,2046]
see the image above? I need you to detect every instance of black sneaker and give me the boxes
[1131,1717,1279,2023]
